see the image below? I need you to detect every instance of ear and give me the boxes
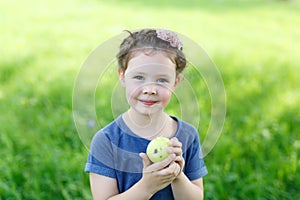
[118,68,125,87]
[173,75,181,89]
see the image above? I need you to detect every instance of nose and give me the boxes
[142,84,157,95]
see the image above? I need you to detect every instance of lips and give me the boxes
[140,99,158,106]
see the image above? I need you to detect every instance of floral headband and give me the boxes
[156,29,183,50]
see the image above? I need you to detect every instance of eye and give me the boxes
[133,75,144,80]
[157,78,169,84]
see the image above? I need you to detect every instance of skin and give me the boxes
[90,52,204,200]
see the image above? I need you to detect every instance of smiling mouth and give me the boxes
[140,100,158,106]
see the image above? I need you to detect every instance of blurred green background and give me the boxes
[1,0,299,199]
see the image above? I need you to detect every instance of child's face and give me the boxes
[119,52,180,116]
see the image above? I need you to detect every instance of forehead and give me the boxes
[126,52,176,73]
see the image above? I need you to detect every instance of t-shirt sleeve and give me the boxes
[184,133,208,181]
[84,131,117,178]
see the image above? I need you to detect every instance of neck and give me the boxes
[123,108,170,139]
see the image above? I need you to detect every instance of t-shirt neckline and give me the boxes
[116,115,181,141]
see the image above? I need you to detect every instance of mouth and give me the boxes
[139,99,158,106]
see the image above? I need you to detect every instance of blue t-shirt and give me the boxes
[85,115,208,199]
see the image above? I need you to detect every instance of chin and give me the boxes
[143,108,165,116]
[129,100,164,115]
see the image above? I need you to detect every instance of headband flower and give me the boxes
[156,29,183,50]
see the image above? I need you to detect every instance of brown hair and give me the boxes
[116,29,186,75]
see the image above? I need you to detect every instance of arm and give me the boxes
[90,173,153,200]
[168,137,205,200]
[171,175,204,200]
[90,154,180,200]
[89,173,118,200]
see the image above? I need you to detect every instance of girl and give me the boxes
[85,28,208,199]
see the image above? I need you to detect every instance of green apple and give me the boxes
[146,137,170,163]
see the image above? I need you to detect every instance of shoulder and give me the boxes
[172,116,201,151]
[90,115,149,156]
[179,119,198,135]
[92,116,127,144]
[88,116,146,174]
[174,117,199,139]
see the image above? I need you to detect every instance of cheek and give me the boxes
[160,89,173,106]
[125,84,141,102]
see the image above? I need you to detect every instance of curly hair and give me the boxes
[116,29,186,75]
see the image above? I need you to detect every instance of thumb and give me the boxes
[139,153,152,168]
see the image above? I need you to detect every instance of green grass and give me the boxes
[1,0,300,199]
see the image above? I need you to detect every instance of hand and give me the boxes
[139,153,180,195]
[168,137,185,176]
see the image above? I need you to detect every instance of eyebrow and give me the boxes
[156,74,171,78]
[132,71,171,78]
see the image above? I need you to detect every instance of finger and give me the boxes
[146,154,176,172]
[139,153,152,168]
[174,162,181,176]
[170,162,180,175]
[159,162,180,177]
[167,146,182,156]
[169,137,182,148]
[169,162,179,173]
[175,155,183,162]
